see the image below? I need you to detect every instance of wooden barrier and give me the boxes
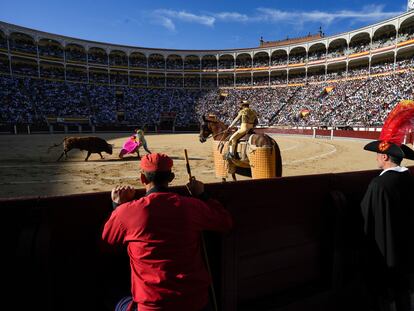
[1,167,413,310]
[256,127,381,141]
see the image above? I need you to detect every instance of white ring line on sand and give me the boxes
[281,145,299,152]
[284,143,337,164]
[272,135,299,152]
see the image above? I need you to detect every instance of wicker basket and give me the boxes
[247,146,276,179]
[212,140,228,178]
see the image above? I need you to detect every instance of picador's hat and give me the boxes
[363,100,414,160]
[240,100,250,108]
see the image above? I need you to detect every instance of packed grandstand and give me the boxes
[0,11,414,130]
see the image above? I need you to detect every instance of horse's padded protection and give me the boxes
[213,140,228,178]
[247,145,276,179]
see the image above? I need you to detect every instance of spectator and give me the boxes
[102,153,233,311]
[360,102,414,311]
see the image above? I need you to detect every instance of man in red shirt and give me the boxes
[102,153,233,311]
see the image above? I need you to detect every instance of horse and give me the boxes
[199,114,282,181]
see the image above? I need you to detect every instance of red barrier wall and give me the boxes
[256,127,382,140]
[3,167,414,310]
[334,130,379,139]
[1,110,413,311]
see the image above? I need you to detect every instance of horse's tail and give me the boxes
[261,134,283,177]
[272,138,283,177]
[47,139,65,153]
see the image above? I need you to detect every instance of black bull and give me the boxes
[48,136,113,161]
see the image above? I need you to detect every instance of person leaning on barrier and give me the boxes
[360,100,414,311]
[225,100,258,160]
[102,153,233,311]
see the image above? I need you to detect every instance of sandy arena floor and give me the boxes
[1,132,413,199]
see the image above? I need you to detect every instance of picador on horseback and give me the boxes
[225,100,258,160]
[199,113,282,181]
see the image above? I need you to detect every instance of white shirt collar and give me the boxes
[380,166,408,176]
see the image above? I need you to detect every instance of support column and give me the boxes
[63,42,67,81]
[36,39,40,78]
[86,48,90,83]
[394,27,399,71]
[7,35,12,76]
[107,52,110,85]
[127,53,131,86]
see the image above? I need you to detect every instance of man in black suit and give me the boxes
[361,139,414,311]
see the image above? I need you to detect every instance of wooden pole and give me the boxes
[183,149,218,311]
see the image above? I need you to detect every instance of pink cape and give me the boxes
[121,136,140,154]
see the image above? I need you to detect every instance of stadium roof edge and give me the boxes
[0,10,413,54]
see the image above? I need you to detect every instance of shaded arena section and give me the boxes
[1,167,413,311]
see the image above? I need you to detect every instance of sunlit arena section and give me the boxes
[1,11,414,197]
[2,4,414,311]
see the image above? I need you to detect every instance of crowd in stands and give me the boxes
[1,55,414,129]
[219,59,234,69]
[109,54,128,67]
[307,72,326,82]
[148,59,165,69]
[271,74,287,85]
[166,59,183,70]
[2,27,414,75]
[236,59,252,68]
[269,71,414,127]
[371,36,395,49]
[65,49,87,62]
[370,61,394,74]
[271,57,287,66]
[38,44,64,59]
[398,27,414,42]
[202,59,217,70]
[88,53,108,65]
[308,51,325,61]
[327,48,346,59]
[9,39,37,54]
[253,58,269,67]
[348,42,371,54]
[0,36,7,50]
[130,58,147,68]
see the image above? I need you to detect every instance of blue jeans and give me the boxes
[115,296,212,311]
[115,296,137,311]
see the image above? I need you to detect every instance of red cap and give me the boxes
[140,153,173,172]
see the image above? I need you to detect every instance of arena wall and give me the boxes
[0,124,383,140]
[2,166,413,311]
[256,128,381,140]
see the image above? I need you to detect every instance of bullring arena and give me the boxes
[1,132,407,198]
[2,4,414,311]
